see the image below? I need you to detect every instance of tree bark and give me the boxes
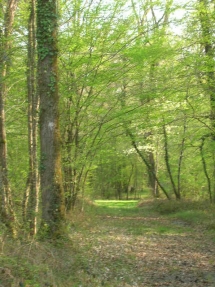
[37,0,65,238]
[22,0,40,236]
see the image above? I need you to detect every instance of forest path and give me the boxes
[71,200,215,287]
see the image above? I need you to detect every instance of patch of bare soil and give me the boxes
[71,212,215,286]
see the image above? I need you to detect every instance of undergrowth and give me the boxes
[149,199,215,229]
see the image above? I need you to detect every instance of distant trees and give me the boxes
[198,0,215,202]
[182,0,215,202]
[0,0,18,237]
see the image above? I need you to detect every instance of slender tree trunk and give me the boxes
[120,82,167,199]
[177,117,187,197]
[127,129,170,200]
[23,0,40,236]
[126,163,134,200]
[144,132,159,197]
[63,101,80,210]
[37,0,65,238]
[0,0,18,236]
[199,137,212,202]
[63,97,73,211]
[163,124,180,199]
[147,151,159,197]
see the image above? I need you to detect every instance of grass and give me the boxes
[94,200,140,217]
[153,198,215,226]
[92,199,215,237]
[94,199,195,235]
[95,200,138,208]
[94,199,157,218]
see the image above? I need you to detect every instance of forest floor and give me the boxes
[1,199,215,287]
[68,199,215,287]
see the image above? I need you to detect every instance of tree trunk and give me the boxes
[147,151,159,197]
[0,0,18,237]
[23,0,40,236]
[63,97,80,211]
[126,163,134,200]
[37,0,65,238]
[199,137,212,202]
[177,117,187,198]
[144,132,159,198]
[163,124,180,199]
[127,129,170,200]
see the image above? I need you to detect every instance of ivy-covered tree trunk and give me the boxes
[37,0,65,238]
[0,0,18,236]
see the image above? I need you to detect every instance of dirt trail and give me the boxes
[72,203,215,287]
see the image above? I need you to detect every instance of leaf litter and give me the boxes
[70,202,215,287]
